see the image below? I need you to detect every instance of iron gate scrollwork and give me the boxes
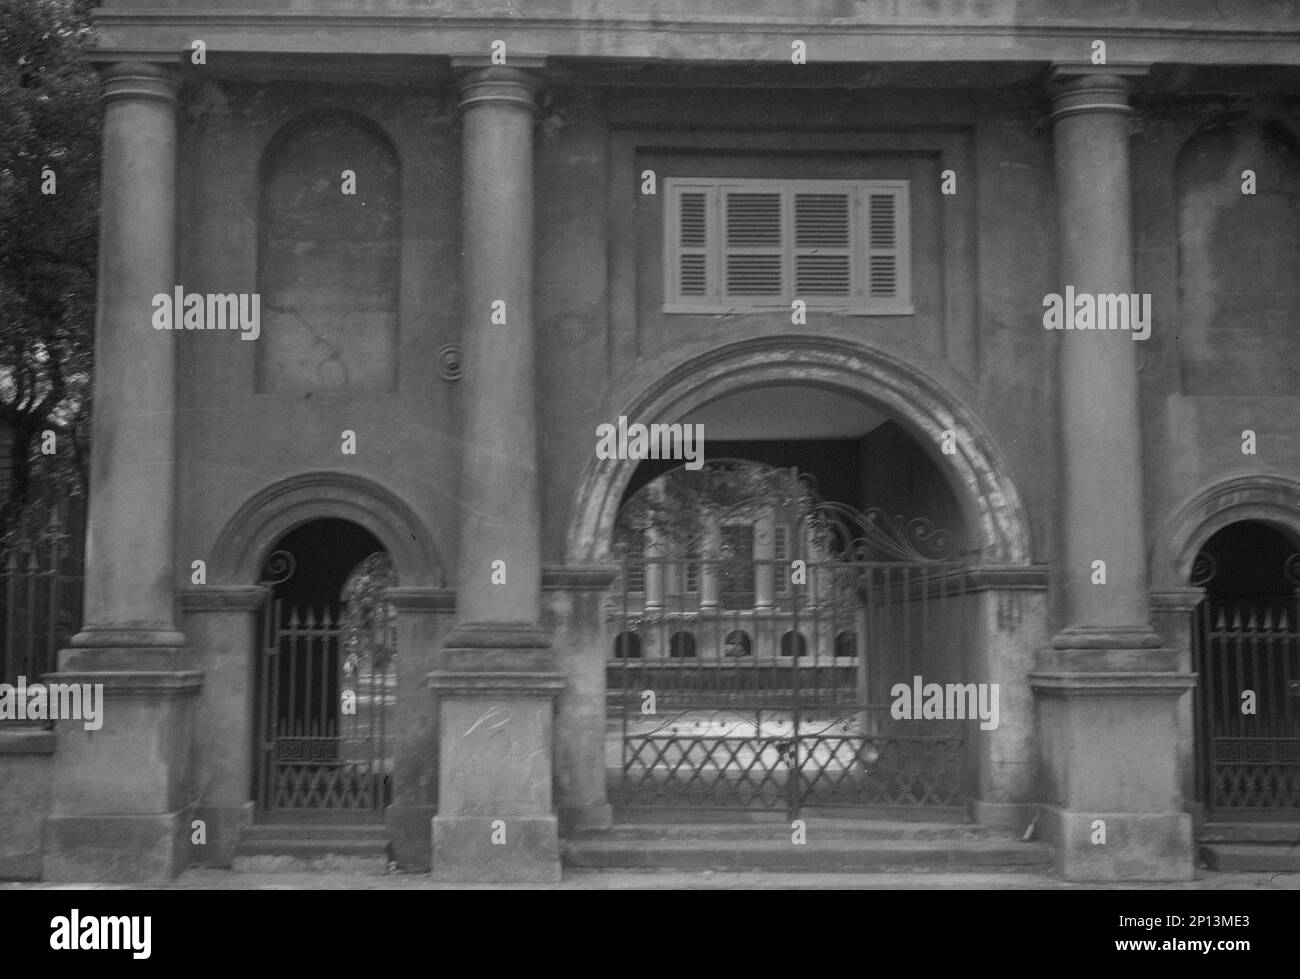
[608,468,975,817]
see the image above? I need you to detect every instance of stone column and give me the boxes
[642,530,665,614]
[754,513,775,611]
[1031,67,1194,881]
[44,60,202,883]
[699,513,721,611]
[74,60,186,653]
[452,65,543,628]
[1049,69,1154,647]
[428,65,564,883]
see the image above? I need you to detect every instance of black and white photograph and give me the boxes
[0,0,1296,959]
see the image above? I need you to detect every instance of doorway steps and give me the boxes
[233,823,392,874]
[563,818,1053,873]
[1199,822,1300,872]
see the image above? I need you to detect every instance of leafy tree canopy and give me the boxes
[0,0,99,544]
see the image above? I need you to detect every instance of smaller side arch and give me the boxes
[209,471,444,588]
[1151,473,1300,591]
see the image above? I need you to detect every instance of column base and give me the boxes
[1040,806,1194,881]
[43,811,192,883]
[45,646,201,883]
[68,628,188,652]
[431,814,560,883]
[427,640,564,882]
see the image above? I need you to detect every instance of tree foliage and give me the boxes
[614,461,814,555]
[0,0,99,545]
[340,552,398,676]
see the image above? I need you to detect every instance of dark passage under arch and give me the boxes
[1192,520,1300,813]
[255,517,397,818]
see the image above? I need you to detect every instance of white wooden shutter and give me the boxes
[862,184,909,307]
[793,191,853,299]
[667,183,716,305]
[723,189,784,301]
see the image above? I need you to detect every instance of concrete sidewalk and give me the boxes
[5,867,1299,890]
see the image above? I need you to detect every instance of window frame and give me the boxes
[663,177,914,316]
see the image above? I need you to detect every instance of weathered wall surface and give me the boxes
[0,731,55,880]
[1133,98,1300,586]
[535,82,1055,581]
[173,80,461,592]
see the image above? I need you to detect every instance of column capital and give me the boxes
[1047,64,1147,122]
[95,60,181,108]
[454,66,542,115]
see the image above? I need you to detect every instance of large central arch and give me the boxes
[565,335,1031,567]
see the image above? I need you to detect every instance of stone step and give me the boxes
[573,819,998,843]
[233,823,391,875]
[1200,843,1300,872]
[563,836,1052,872]
[239,822,391,842]
[1199,821,1300,844]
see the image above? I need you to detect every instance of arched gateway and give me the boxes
[565,338,1038,820]
[202,473,443,827]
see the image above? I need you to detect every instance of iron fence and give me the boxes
[0,515,84,692]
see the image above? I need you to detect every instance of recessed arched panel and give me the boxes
[1176,119,1300,395]
[257,111,401,393]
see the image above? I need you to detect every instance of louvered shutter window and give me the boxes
[866,190,901,302]
[664,178,910,313]
[724,191,784,300]
[794,192,852,297]
[669,184,716,303]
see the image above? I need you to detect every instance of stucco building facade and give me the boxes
[2,0,1299,883]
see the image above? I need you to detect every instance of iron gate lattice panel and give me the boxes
[609,482,975,817]
[256,597,395,817]
[1193,576,1300,812]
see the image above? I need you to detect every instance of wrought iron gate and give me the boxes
[608,471,974,817]
[256,593,395,817]
[1193,553,1300,812]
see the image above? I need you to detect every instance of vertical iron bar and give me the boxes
[24,549,37,683]
[2,553,14,682]
[46,535,60,678]
[790,549,801,818]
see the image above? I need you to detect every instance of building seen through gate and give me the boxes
[608,461,975,815]
[1,0,1300,884]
